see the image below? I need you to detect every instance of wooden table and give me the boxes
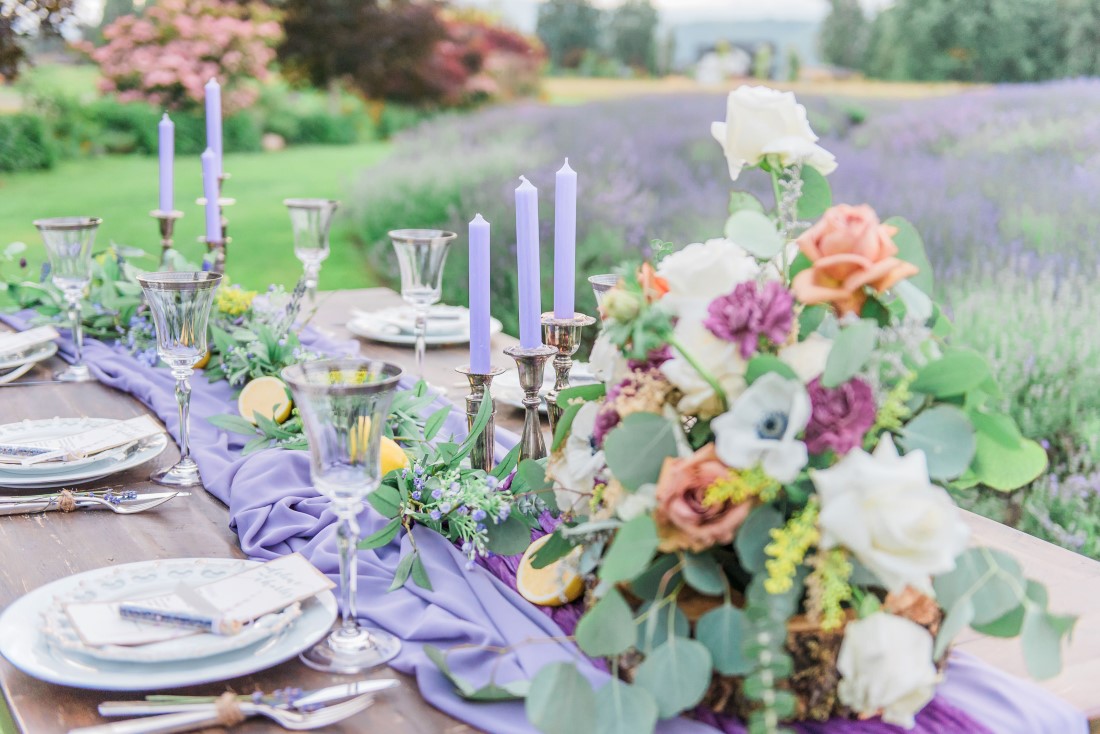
[0,288,1097,733]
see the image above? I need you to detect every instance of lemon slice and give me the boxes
[517,534,584,607]
[380,436,410,476]
[194,351,211,370]
[238,376,293,425]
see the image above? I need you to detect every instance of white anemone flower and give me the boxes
[712,372,810,483]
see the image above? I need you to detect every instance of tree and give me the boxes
[536,0,602,69]
[0,0,77,81]
[1065,0,1100,76]
[609,0,657,73]
[819,0,868,70]
[278,0,448,103]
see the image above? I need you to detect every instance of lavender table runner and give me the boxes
[8,317,1087,734]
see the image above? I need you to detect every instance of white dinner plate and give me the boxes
[0,417,168,489]
[0,558,338,690]
[347,305,503,346]
[0,341,57,371]
[41,557,305,664]
[495,362,596,413]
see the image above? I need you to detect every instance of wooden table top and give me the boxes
[0,287,1096,733]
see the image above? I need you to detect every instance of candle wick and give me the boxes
[518,175,530,185]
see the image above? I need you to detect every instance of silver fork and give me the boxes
[0,493,180,516]
[78,493,179,515]
[68,692,375,733]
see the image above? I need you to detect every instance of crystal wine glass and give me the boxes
[389,229,457,380]
[282,357,404,673]
[588,273,620,313]
[285,198,339,303]
[137,271,222,487]
[34,217,102,382]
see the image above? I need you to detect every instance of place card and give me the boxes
[64,553,334,647]
[0,415,164,466]
[0,326,59,359]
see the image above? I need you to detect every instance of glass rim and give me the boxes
[282,358,404,396]
[388,229,458,245]
[283,198,340,210]
[588,273,620,289]
[137,271,223,291]
[33,217,102,231]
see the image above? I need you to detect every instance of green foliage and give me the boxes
[598,515,659,583]
[723,210,784,259]
[602,412,678,491]
[898,405,976,480]
[595,679,659,734]
[609,0,659,73]
[696,603,753,675]
[632,637,713,718]
[526,663,598,734]
[819,0,869,70]
[425,644,530,702]
[821,319,876,388]
[575,588,636,656]
[0,113,57,172]
[537,0,602,69]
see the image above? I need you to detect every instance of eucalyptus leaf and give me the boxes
[821,319,876,388]
[359,517,402,550]
[485,514,533,556]
[735,506,784,574]
[491,442,522,480]
[895,280,933,323]
[595,679,659,734]
[636,600,690,653]
[389,552,415,592]
[968,410,1023,449]
[796,165,832,220]
[576,588,636,657]
[599,515,660,583]
[696,603,752,675]
[970,434,1048,492]
[629,554,682,600]
[526,663,598,734]
[724,210,784,259]
[366,484,402,519]
[898,405,976,480]
[531,530,576,569]
[1021,607,1075,680]
[934,598,974,659]
[423,405,452,442]
[632,637,713,718]
[885,216,935,294]
[411,553,433,591]
[911,350,990,398]
[745,355,798,385]
[603,413,679,492]
[729,191,766,215]
[682,552,726,596]
[798,304,827,340]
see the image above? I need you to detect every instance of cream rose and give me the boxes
[778,333,833,383]
[545,403,604,516]
[656,238,761,319]
[589,332,629,386]
[711,86,837,182]
[813,436,970,594]
[837,613,939,729]
[661,319,747,419]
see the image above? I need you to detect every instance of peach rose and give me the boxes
[792,204,919,315]
[654,445,751,552]
[638,262,669,302]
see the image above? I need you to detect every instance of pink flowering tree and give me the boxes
[84,0,282,113]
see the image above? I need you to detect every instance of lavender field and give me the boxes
[345,81,1100,556]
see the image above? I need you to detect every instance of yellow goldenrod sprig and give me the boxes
[763,499,819,595]
[215,284,257,317]
[865,374,914,449]
[703,466,780,508]
[805,547,854,631]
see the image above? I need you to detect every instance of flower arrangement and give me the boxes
[511,87,1072,734]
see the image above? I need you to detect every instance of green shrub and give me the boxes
[295,112,359,145]
[0,114,57,172]
[375,103,432,139]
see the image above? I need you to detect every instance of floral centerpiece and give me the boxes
[512,87,1073,734]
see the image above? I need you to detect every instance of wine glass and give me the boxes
[34,217,102,382]
[388,229,457,380]
[137,271,222,487]
[282,357,404,673]
[588,273,620,313]
[285,198,339,303]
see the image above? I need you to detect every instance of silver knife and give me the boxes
[98,679,400,716]
[0,492,189,515]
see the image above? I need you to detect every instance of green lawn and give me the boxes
[0,142,390,291]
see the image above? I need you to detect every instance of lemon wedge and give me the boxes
[517,534,584,607]
[238,376,293,425]
[194,351,211,369]
[380,436,410,476]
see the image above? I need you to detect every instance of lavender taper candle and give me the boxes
[553,158,576,319]
[515,176,542,349]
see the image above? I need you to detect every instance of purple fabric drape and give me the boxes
[4,316,1087,734]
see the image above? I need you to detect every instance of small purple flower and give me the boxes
[414,465,425,476]
[627,345,673,371]
[413,477,425,491]
[472,508,487,522]
[498,506,511,521]
[592,405,621,447]
[431,488,443,500]
[450,481,460,492]
[18,257,26,269]
[805,377,876,455]
[486,476,499,490]
[456,506,469,516]
[704,281,794,360]
[430,510,442,521]
[476,522,487,532]
[411,491,421,501]
[461,540,473,554]
[440,502,453,513]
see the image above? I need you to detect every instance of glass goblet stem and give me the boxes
[303,262,321,304]
[334,507,361,640]
[64,291,85,371]
[171,367,196,471]
[414,303,428,380]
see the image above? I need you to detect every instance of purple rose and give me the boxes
[805,377,876,455]
[704,281,794,360]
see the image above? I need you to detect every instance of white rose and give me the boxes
[657,238,760,319]
[589,332,629,386]
[778,333,833,383]
[711,85,838,181]
[837,613,939,729]
[660,319,747,419]
[814,436,970,594]
[545,402,604,516]
[712,373,810,483]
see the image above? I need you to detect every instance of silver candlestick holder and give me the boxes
[503,344,557,461]
[196,173,235,276]
[150,210,183,269]
[541,312,597,435]
[455,365,506,472]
